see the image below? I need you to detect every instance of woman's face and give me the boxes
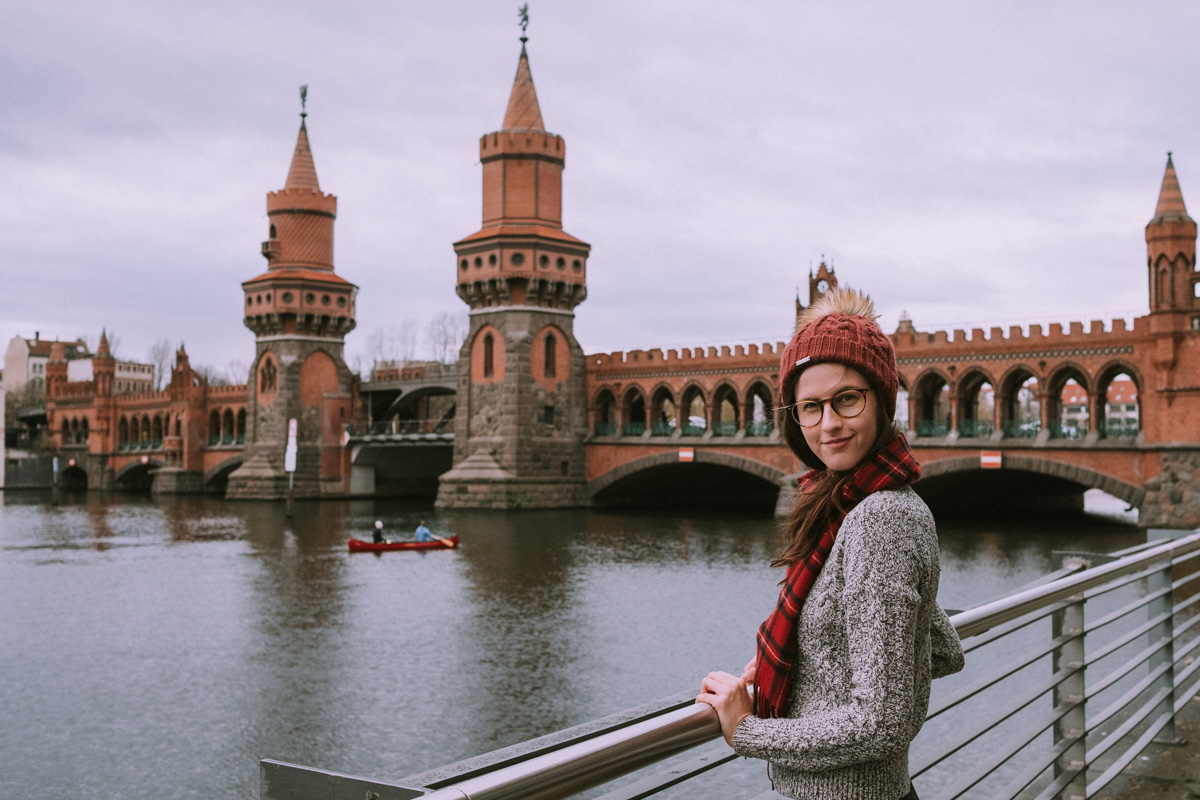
[793,363,880,472]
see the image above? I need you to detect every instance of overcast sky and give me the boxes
[2,1,1197,378]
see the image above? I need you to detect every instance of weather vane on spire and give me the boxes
[300,85,308,121]
[518,4,529,41]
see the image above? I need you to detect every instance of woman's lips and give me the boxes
[822,436,852,449]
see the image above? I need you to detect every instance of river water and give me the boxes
[0,490,1142,799]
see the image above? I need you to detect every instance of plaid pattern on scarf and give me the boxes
[753,433,922,718]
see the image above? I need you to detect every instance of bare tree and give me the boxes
[225,359,249,387]
[427,311,469,364]
[147,338,172,390]
[365,322,419,369]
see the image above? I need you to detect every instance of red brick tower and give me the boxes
[1145,154,1199,402]
[226,91,358,499]
[436,35,591,508]
[1147,154,1197,315]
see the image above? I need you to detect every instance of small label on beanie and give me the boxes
[795,357,811,367]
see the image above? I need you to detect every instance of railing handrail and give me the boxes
[951,531,1200,639]
[394,531,1200,800]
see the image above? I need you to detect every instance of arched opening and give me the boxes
[1047,368,1089,439]
[119,417,129,450]
[236,409,246,443]
[622,388,647,436]
[483,333,495,378]
[208,411,220,446]
[745,382,774,436]
[681,386,707,436]
[913,373,950,437]
[174,416,181,437]
[61,465,88,491]
[141,415,151,446]
[712,385,740,436]
[650,387,676,436]
[131,417,141,447]
[1099,371,1140,438]
[80,417,89,444]
[544,333,557,379]
[591,454,784,512]
[594,389,617,436]
[1002,371,1040,438]
[956,371,994,438]
[152,415,163,446]
[222,410,235,444]
[63,418,72,445]
[895,382,910,431]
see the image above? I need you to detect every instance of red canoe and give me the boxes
[348,535,459,553]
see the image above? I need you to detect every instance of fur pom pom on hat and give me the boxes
[779,286,899,421]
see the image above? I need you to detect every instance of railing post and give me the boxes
[1051,554,1088,800]
[1147,529,1185,745]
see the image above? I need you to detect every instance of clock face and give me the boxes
[816,279,829,293]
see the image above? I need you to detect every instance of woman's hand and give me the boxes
[696,670,754,747]
[741,654,757,683]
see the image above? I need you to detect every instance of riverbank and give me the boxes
[1091,693,1200,799]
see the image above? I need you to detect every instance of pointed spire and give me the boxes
[97,329,110,357]
[1153,152,1189,222]
[284,87,320,191]
[502,44,545,131]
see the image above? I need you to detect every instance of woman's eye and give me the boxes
[801,402,822,415]
[833,392,857,407]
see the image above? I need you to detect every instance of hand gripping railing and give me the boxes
[261,530,1200,800]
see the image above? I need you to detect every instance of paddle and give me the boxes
[428,531,455,547]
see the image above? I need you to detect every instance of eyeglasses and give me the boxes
[788,387,871,428]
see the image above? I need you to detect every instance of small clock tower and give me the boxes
[795,259,838,326]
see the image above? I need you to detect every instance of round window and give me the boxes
[539,255,549,267]
[246,297,253,306]
[488,254,497,265]
[572,260,582,272]
[321,294,331,306]
[556,257,565,270]
[460,259,468,271]
[282,292,293,303]
[474,257,482,269]
[511,252,525,266]
[305,293,315,303]
[337,296,346,308]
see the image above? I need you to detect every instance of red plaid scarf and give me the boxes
[753,433,922,718]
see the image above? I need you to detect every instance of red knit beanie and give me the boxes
[779,287,899,420]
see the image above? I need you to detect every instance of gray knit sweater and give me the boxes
[733,485,964,800]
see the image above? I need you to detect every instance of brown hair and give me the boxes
[771,393,898,570]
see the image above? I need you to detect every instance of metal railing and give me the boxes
[262,530,1200,800]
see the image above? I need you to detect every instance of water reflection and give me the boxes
[0,491,1142,800]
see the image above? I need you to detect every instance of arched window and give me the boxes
[62,418,71,444]
[131,417,140,445]
[269,223,277,238]
[544,333,557,379]
[260,356,277,393]
[223,410,235,444]
[81,418,89,443]
[236,409,246,444]
[142,416,151,444]
[119,417,129,449]
[209,411,220,445]
[174,416,181,437]
[483,333,495,378]
[152,415,163,444]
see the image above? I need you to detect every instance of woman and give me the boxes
[697,287,964,800]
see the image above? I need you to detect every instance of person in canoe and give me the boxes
[373,520,386,544]
[414,521,435,542]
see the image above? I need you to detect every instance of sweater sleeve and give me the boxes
[732,500,929,772]
[930,603,964,679]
